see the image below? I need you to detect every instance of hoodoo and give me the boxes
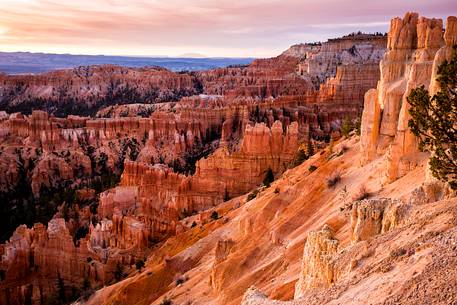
[0,4,456,305]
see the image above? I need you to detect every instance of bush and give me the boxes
[210,211,219,221]
[191,221,197,228]
[247,189,259,201]
[135,259,145,271]
[263,168,274,187]
[160,298,172,305]
[341,117,353,138]
[294,148,307,166]
[353,185,370,201]
[326,171,341,188]
[176,277,186,286]
[308,165,317,172]
[274,188,280,194]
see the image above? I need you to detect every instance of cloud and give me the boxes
[0,0,456,57]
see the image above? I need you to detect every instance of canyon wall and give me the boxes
[0,32,389,304]
[360,13,457,183]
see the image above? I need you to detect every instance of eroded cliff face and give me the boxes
[360,13,457,183]
[0,32,390,304]
[0,65,198,116]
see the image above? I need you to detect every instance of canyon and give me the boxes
[0,12,456,305]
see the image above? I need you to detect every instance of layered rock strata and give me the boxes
[360,13,456,182]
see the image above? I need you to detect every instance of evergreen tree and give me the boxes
[57,274,66,303]
[114,262,123,281]
[407,45,457,189]
[263,168,274,187]
[306,140,314,158]
[341,117,353,138]
[135,258,145,271]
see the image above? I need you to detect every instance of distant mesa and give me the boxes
[177,52,208,58]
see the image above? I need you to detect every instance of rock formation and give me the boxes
[0,31,391,305]
[0,65,198,116]
[294,225,339,298]
[360,13,456,183]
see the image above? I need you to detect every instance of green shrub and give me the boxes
[341,117,353,138]
[210,211,219,221]
[308,165,317,172]
[247,189,259,201]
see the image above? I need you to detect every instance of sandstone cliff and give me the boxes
[360,13,457,183]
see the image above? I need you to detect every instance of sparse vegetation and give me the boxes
[306,140,314,158]
[407,45,457,189]
[274,187,280,194]
[160,298,173,305]
[210,211,219,221]
[308,165,317,172]
[353,184,370,201]
[135,258,145,271]
[328,138,335,154]
[326,171,342,188]
[176,276,187,286]
[247,189,259,201]
[293,147,307,166]
[341,117,353,138]
[337,144,349,156]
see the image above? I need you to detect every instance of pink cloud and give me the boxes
[0,0,456,57]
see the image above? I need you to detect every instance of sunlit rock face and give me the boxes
[294,225,339,299]
[360,13,456,183]
[0,31,389,304]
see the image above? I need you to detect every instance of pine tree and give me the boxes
[407,45,457,189]
[341,117,353,138]
[263,168,274,187]
[306,140,314,158]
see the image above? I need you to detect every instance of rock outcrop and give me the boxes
[360,13,456,183]
[350,198,409,242]
[294,225,339,298]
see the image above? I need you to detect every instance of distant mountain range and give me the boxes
[0,52,254,74]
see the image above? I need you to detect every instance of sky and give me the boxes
[0,0,456,58]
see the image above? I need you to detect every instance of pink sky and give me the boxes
[0,0,456,57]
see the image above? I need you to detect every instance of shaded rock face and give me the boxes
[360,13,456,182]
[0,219,112,305]
[0,65,198,117]
[294,225,339,299]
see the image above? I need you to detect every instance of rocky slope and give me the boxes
[2,15,454,305]
[58,12,454,305]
